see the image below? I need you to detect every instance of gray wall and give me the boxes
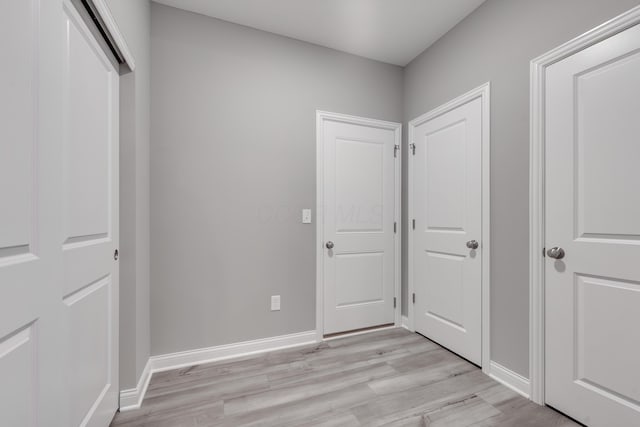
[105,0,151,390]
[150,4,403,355]
[402,0,640,377]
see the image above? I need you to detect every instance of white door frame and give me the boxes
[529,5,640,405]
[87,0,136,71]
[315,110,402,341]
[407,82,491,373]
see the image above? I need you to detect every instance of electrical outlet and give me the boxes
[302,209,312,224]
[271,295,281,311]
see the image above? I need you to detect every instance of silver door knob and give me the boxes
[547,247,565,259]
[325,241,334,249]
[466,240,479,250]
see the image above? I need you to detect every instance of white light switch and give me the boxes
[271,295,281,311]
[302,209,312,224]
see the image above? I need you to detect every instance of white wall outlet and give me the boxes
[302,209,312,224]
[271,295,281,311]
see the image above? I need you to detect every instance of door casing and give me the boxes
[529,4,640,406]
[407,82,491,373]
[315,111,402,340]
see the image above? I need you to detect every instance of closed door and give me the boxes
[62,3,120,426]
[411,97,482,365]
[0,0,65,425]
[318,112,400,335]
[544,23,640,426]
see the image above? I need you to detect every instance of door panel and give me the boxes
[0,325,37,427]
[0,0,36,257]
[412,97,482,365]
[321,116,399,335]
[335,138,385,232]
[423,251,465,329]
[425,121,466,230]
[335,252,385,307]
[1,0,66,425]
[62,4,119,426]
[64,278,112,427]
[576,50,640,239]
[545,22,640,427]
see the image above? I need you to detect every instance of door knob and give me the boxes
[466,240,479,250]
[547,247,565,259]
[325,241,334,249]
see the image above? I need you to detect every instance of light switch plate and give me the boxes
[271,295,281,311]
[302,209,312,224]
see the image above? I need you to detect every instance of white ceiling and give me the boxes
[152,0,485,66]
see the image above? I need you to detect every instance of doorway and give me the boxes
[316,111,401,338]
[530,7,640,426]
[408,83,490,367]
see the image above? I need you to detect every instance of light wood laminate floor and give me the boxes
[111,328,579,426]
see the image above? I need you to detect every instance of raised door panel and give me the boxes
[63,278,112,427]
[63,5,112,247]
[0,325,37,427]
[574,274,640,408]
[335,138,384,233]
[423,251,465,331]
[425,121,466,232]
[575,51,640,240]
[335,252,384,307]
[0,0,37,260]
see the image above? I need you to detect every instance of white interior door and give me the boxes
[411,97,482,365]
[62,3,119,426]
[544,22,640,427]
[0,0,65,425]
[319,113,399,335]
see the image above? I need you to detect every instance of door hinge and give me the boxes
[394,222,397,233]
[412,293,416,304]
[114,249,119,261]
[542,247,546,257]
[394,144,400,158]
[412,219,416,230]
[409,143,416,155]
[393,297,397,308]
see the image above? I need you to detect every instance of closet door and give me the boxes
[0,0,65,426]
[62,2,120,426]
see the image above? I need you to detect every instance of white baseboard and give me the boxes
[401,315,411,331]
[119,330,317,411]
[119,359,152,411]
[149,330,317,373]
[488,361,531,398]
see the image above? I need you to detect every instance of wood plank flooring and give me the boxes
[111,328,579,426]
